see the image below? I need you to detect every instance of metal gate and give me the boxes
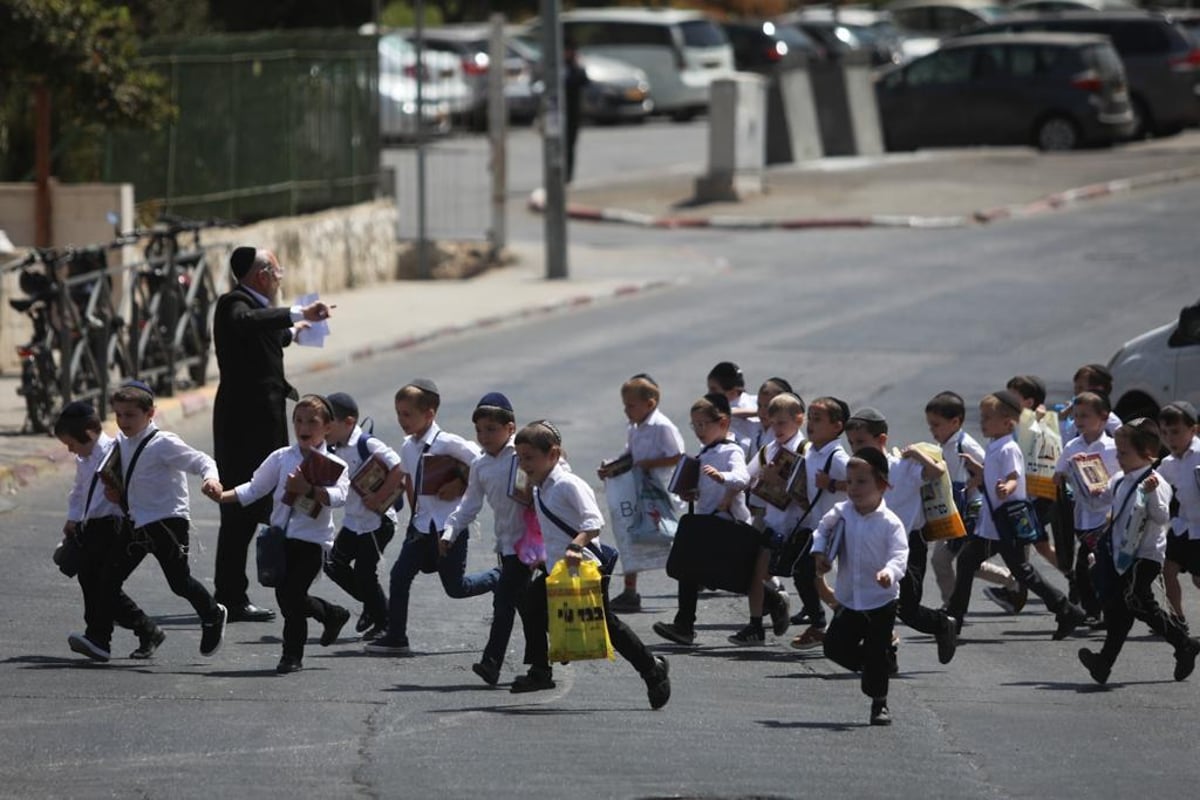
[384,141,491,242]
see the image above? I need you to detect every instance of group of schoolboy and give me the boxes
[54,358,1200,726]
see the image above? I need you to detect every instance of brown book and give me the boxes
[786,458,811,511]
[419,453,470,496]
[96,445,124,495]
[668,455,701,497]
[1070,453,1111,496]
[751,446,800,510]
[507,454,533,507]
[283,449,346,519]
[600,452,633,478]
[350,454,403,511]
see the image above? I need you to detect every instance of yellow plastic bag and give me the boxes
[546,559,614,663]
[1018,409,1062,501]
[912,442,967,541]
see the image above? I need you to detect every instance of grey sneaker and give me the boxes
[728,623,766,646]
[68,633,110,663]
[609,590,642,614]
[652,621,696,646]
[768,588,792,636]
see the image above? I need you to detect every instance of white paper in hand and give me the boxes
[293,292,329,348]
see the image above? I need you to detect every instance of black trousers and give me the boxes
[79,518,155,644]
[1074,528,1104,617]
[521,570,657,676]
[898,531,944,635]
[213,495,271,607]
[947,534,1073,624]
[276,538,340,660]
[1097,557,1192,665]
[824,601,898,700]
[324,518,395,627]
[791,529,826,627]
[482,555,537,667]
[95,517,220,650]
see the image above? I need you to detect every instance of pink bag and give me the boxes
[515,506,545,566]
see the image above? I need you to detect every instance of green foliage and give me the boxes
[381,1,446,28]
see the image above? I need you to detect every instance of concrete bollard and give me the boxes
[806,51,885,158]
[766,60,824,164]
[694,74,767,203]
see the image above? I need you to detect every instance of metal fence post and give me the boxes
[487,14,508,260]
[415,0,430,280]
[540,0,568,280]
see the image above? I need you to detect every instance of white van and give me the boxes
[1109,299,1200,420]
[525,8,734,120]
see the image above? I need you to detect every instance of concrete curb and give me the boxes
[529,164,1200,231]
[0,274,685,495]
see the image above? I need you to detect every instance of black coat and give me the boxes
[212,285,298,484]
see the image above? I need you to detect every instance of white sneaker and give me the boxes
[68,633,110,663]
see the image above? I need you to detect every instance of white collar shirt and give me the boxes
[1160,438,1200,539]
[627,408,687,492]
[803,439,849,527]
[728,391,759,457]
[1103,467,1172,563]
[401,422,482,535]
[336,425,401,534]
[885,451,927,533]
[1056,433,1119,530]
[67,432,122,522]
[812,499,909,611]
[747,430,807,532]
[941,431,986,502]
[234,443,349,549]
[118,423,218,528]
[696,438,751,522]
[534,462,606,568]
[976,437,1027,541]
[443,439,526,556]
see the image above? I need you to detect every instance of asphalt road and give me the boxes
[3,180,1200,799]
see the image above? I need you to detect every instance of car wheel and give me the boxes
[669,108,698,123]
[1129,96,1152,140]
[1034,115,1079,152]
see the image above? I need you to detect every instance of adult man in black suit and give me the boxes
[212,247,331,622]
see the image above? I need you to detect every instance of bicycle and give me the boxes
[4,249,63,433]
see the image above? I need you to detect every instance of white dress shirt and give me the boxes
[885,451,927,534]
[1100,467,1172,564]
[118,423,219,528]
[1159,437,1200,539]
[67,432,122,523]
[747,430,806,533]
[533,461,606,569]
[728,391,759,457]
[402,422,482,535]
[234,443,349,549]
[335,425,401,534]
[976,437,1027,542]
[1056,432,1119,530]
[443,439,525,556]
[626,407,687,494]
[941,430,985,504]
[812,499,909,611]
[696,438,751,522]
[802,439,849,528]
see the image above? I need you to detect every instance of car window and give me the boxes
[1108,22,1170,54]
[1009,45,1040,77]
[1083,43,1125,78]
[891,8,931,35]
[973,45,1007,78]
[680,20,728,48]
[906,48,975,86]
[932,8,983,35]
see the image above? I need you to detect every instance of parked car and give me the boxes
[1109,299,1200,420]
[875,32,1135,151]
[887,0,1007,37]
[1012,0,1137,12]
[962,11,1200,136]
[780,7,929,63]
[524,8,735,121]
[721,20,825,72]
[406,25,539,129]
[777,11,906,67]
[378,33,472,140]
[509,35,655,124]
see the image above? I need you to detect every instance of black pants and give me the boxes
[520,570,657,677]
[214,495,271,608]
[898,531,944,635]
[482,555,537,667]
[947,534,1073,624]
[324,518,395,627]
[1097,557,1192,665]
[1050,491,1076,575]
[824,601,898,700]
[275,538,341,660]
[791,529,826,627]
[1074,528,1104,617]
[79,518,155,644]
[95,517,220,650]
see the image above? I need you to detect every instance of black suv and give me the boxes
[962,11,1200,136]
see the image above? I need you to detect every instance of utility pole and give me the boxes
[415,0,430,279]
[539,0,568,279]
[487,14,507,261]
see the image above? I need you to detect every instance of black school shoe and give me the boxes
[355,610,373,634]
[1052,604,1088,641]
[472,658,501,686]
[321,606,351,647]
[130,627,166,660]
[651,621,696,646]
[936,613,958,665]
[644,656,671,710]
[276,655,303,674]
[200,604,228,657]
[1174,639,1200,682]
[510,668,555,694]
[870,699,892,726]
[1078,648,1111,685]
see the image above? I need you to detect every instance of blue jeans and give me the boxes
[385,525,499,644]
[481,554,536,667]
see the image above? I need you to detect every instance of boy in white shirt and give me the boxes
[73,381,227,662]
[746,378,799,529]
[813,448,909,726]
[707,361,759,458]
[1059,364,1123,442]
[366,379,493,655]
[1158,401,1200,623]
[56,402,163,662]
[216,394,352,673]
[790,396,850,650]
[322,392,405,641]
[597,374,686,614]
[844,408,958,666]
[653,393,750,646]
[442,393,538,685]
[1077,419,1200,684]
[924,392,1019,608]
[1054,392,1119,623]
[946,391,1087,640]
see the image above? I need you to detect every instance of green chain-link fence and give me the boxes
[103,30,381,222]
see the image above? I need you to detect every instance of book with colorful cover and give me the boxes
[1070,453,1112,497]
[283,449,346,518]
[785,457,810,511]
[419,453,470,496]
[751,446,800,510]
[350,454,403,511]
[96,444,124,495]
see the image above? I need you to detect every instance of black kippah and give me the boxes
[230,246,257,280]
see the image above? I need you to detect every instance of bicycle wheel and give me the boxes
[68,338,104,410]
[21,352,60,435]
